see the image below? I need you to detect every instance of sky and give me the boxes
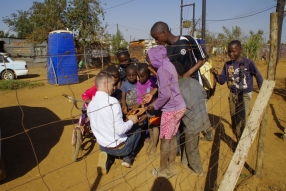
[0,0,285,43]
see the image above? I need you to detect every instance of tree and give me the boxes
[217,26,246,47]
[2,0,107,45]
[110,30,128,56]
[243,30,264,61]
[0,30,15,38]
[2,10,33,38]
[66,0,106,46]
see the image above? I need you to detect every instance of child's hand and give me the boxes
[210,67,218,75]
[122,105,128,115]
[142,93,153,104]
[138,114,148,123]
[131,104,139,109]
[128,115,138,124]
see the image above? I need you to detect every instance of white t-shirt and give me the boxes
[87,91,133,147]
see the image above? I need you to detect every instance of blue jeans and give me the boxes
[99,125,141,162]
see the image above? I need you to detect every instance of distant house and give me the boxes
[75,40,110,68]
[129,39,157,62]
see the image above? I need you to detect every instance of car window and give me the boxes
[4,58,9,63]
[0,57,10,63]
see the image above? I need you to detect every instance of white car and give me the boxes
[0,53,28,80]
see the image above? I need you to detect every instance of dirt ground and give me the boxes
[0,58,285,191]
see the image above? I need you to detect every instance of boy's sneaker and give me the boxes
[97,152,108,175]
[121,156,132,168]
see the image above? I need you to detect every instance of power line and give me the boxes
[118,24,149,31]
[103,0,134,10]
[225,5,275,20]
[207,6,275,22]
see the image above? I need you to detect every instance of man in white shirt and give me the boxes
[87,71,139,175]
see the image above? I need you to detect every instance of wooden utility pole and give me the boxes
[180,1,195,36]
[267,12,279,81]
[255,12,279,178]
[276,0,285,60]
[192,3,195,36]
[180,0,183,35]
[202,0,206,41]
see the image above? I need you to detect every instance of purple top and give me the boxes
[137,75,157,105]
[217,57,263,94]
[148,45,186,112]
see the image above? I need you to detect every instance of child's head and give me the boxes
[126,64,137,84]
[106,65,119,86]
[95,70,114,95]
[228,40,242,61]
[137,63,150,84]
[116,48,130,68]
[150,21,170,45]
[172,61,184,78]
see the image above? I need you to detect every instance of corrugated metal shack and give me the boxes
[0,37,47,63]
[129,39,157,62]
[77,43,110,68]
[1,37,111,67]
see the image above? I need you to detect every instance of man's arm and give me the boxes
[183,59,204,77]
[112,102,135,135]
[183,36,206,77]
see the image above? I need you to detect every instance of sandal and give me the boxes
[149,168,173,179]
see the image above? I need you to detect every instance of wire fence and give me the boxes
[0,43,283,191]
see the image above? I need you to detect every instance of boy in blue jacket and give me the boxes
[211,40,263,140]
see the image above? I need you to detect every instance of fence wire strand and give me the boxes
[0,44,283,191]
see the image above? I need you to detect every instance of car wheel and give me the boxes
[1,70,14,80]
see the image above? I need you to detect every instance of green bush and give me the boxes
[0,80,44,91]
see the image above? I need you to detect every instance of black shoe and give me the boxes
[201,132,214,141]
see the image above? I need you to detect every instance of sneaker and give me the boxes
[201,131,214,141]
[121,156,132,168]
[97,152,108,175]
[121,161,131,168]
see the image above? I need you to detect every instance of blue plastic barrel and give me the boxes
[47,30,79,85]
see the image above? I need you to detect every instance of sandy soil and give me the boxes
[0,59,285,191]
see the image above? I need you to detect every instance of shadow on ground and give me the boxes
[204,114,255,191]
[18,74,41,79]
[0,105,72,183]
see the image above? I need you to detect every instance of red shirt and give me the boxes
[82,85,97,102]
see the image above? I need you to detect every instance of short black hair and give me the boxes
[106,65,118,74]
[151,21,169,34]
[172,61,184,77]
[137,63,150,75]
[228,40,242,49]
[116,48,130,58]
[127,63,137,72]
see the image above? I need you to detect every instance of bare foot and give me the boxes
[148,147,157,155]
[178,162,188,169]
[189,171,204,177]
